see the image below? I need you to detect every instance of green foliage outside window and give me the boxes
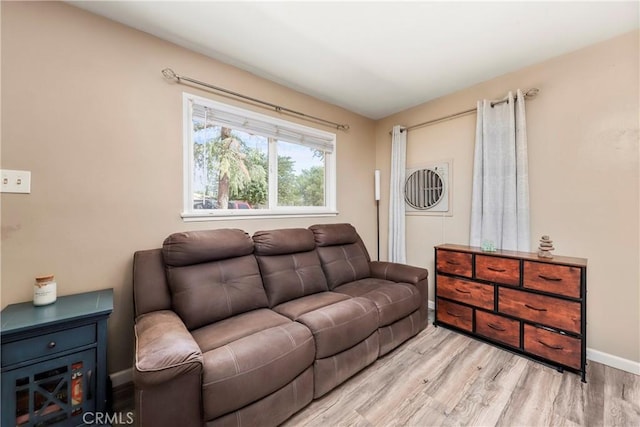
[193,125,324,209]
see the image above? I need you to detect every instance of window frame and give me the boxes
[181,93,338,221]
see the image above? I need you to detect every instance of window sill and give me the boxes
[181,210,339,222]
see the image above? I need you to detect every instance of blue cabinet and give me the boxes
[1,289,113,426]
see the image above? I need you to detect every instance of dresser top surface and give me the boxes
[436,244,587,267]
[1,289,113,336]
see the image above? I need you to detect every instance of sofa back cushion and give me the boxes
[253,228,329,306]
[309,223,371,290]
[163,229,268,330]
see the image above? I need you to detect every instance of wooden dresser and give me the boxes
[434,244,587,381]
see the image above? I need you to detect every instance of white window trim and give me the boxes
[181,93,338,220]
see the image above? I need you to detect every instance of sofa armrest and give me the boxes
[370,261,430,329]
[133,310,203,388]
[370,261,428,284]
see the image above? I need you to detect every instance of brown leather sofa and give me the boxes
[132,223,428,427]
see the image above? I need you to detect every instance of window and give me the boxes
[182,93,337,219]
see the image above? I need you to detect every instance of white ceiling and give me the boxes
[69,1,639,119]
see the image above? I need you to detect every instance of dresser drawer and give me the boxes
[476,311,520,348]
[437,275,494,310]
[434,244,586,381]
[523,261,581,298]
[499,288,581,334]
[1,324,96,367]
[436,250,472,278]
[437,299,473,332]
[476,255,520,286]
[524,324,581,370]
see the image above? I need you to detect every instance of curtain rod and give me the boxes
[162,68,350,131]
[397,88,540,133]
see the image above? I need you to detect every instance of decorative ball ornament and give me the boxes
[538,235,554,258]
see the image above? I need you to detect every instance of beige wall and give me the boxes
[375,31,639,364]
[0,2,376,373]
[2,1,638,375]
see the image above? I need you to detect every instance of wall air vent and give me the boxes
[404,162,451,215]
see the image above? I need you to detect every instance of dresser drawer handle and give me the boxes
[538,275,562,282]
[455,288,471,294]
[524,304,547,312]
[487,323,506,332]
[446,310,463,318]
[446,260,460,266]
[537,339,564,351]
[487,266,507,273]
[47,341,56,349]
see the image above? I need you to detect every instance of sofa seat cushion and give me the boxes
[296,297,378,359]
[273,291,350,320]
[192,309,291,353]
[201,322,314,421]
[334,279,421,327]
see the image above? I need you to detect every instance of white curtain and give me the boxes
[470,90,530,251]
[388,125,407,263]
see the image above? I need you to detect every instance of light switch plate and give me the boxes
[1,169,31,193]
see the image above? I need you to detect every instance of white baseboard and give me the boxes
[587,348,640,375]
[110,368,133,388]
[428,300,435,310]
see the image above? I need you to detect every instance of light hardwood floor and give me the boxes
[283,318,640,427]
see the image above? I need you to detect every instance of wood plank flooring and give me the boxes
[283,319,640,427]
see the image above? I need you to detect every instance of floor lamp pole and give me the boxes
[376,200,380,261]
[375,169,381,261]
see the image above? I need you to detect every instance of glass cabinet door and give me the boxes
[1,348,96,427]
